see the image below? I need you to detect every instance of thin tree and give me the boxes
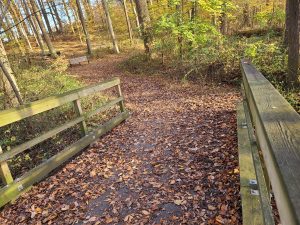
[51,0,64,32]
[22,0,46,54]
[37,0,53,36]
[29,0,57,58]
[123,0,133,44]
[102,0,120,53]
[287,0,299,87]
[130,0,141,36]
[62,0,75,34]
[0,38,23,108]
[76,0,92,54]
[46,0,59,32]
[134,0,151,54]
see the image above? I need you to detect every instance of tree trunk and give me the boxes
[0,39,23,108]
[130,0,141,35]
[9,3,33,52]
[29,0,57,58]
[71,6,84,43]
[134,0,151,54]
[62,0,76,34]
[22,0,46,54]
[76,0,92,54]
[102,0,120,53]
[51,1,64,33]
[287,0,299,87]
[46,0,59,32]
[123,0,133,44]
[37,0,53,36]
[220,1,228,35]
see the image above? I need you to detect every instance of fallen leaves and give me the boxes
[0,56,242,224]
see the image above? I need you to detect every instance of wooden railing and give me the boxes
[238,60,300,225]
[0,77,129,207]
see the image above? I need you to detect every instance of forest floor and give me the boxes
[0,53,242,224]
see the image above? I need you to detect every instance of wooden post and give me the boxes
[117,85,125,112]
[0,146,13,185]
[73,99,88,136]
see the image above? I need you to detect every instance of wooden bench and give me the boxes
[69,56,89,66]
[0,78,128,207]
[238,59,300,225]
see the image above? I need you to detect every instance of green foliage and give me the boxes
[16,57,82,102]
[254,7,285,28]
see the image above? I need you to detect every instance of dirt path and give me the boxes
[0,54,241,224]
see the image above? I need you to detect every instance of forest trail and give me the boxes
[0,54,241,224]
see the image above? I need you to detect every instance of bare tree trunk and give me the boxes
[123,0,133,43]
[287,0,299,87]
[134,0,151,54]
[0,39,23,108]
[62,0,75,34]
[46,0,59,32]
[220,1,228,35]
[51,1,64,33]
[9,3,33,52]
[130,0,141,35]
[102,0,120,53]
[284,0,290,46]
[2,13,25,55]
[37,0,53,36]
[29,0,57,58]
[71,6,84,43]
[76,0,92,54]
[23,0,46,54]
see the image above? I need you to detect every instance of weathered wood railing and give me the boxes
[238,60,300,225]
[0,77,129,207]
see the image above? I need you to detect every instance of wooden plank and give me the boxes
[0,97,124,163]
[0,146,13,185]
[85,97,124,118]
[241,59,300,225]
[0,117,82,163]
[242,100,275,225]
[116,84,125,112]
[73,99,88,136]
[0,111,129,207]
[0,78,120,127]
[237,102,264,225]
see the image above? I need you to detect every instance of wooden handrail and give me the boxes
[241,59,300,225]
[0,77,129,207]
[0,77,120,127]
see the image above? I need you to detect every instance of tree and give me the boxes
[287,0,299,87]
[0,38,23,108]
[102,0,120,53]
[76,0,92,54]
[134,0,151,54]
[29,0,57,58]
[123,0,133,44]
[37,0,53,37]
[22,0,46,54]
[62,0,75,34]
[51,0,64,33]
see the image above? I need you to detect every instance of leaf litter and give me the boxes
[0,54,241,224]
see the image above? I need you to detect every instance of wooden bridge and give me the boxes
[0,61,299,224]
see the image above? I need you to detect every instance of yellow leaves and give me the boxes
[90,170,97,177]
[173,199,186,206]
[233,168,239,174]
[124,214,133,223]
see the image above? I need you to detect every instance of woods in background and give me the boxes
[0,0,299,110]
